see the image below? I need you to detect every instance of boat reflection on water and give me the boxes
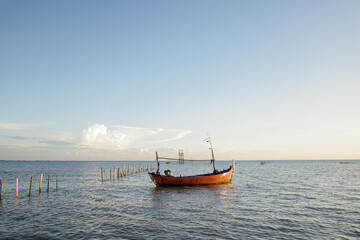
[150,183,236,214]
[151,182,234,192]
[150,183,235,201]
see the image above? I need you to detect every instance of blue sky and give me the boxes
[1,0,359,160]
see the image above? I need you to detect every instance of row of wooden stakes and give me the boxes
[101,165,156,183]
[0,174,58,200]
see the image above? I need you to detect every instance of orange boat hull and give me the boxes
[149,165,234,187]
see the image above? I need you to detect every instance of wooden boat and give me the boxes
[148,137,235,186]
[149,164,234,187]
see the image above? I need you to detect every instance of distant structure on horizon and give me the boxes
[178,149,184,164]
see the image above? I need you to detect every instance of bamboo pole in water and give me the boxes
[47,175,50,193]
[114,168,116,180]
[39,174,43,193]
[0,179,2,200]
[101,168,103,183]
[117,168,120,179]
[29,176,33,197]
[16,178,18,198]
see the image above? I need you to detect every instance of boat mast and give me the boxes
[205,135,216,173]
[156,151,160,175]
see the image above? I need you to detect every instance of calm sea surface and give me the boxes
[0,160,359,240]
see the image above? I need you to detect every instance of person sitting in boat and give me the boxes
[164,169,171,176]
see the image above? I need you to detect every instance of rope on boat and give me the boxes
[157,156,212,162]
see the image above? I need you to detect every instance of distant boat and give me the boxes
[340,161,359,164]
[148,137,235,187]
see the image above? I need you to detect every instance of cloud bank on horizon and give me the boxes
[80,123,192,151]
[0,122,192,160]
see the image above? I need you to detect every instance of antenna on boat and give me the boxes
[204,133,216,173]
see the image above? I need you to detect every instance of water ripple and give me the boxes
[1,160,359,239]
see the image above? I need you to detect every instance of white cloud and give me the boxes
[80,123,191,151]
[0,122,27,130]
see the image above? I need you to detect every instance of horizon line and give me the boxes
[1,159,360,162]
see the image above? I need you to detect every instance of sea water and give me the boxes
[0,160,359,239]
